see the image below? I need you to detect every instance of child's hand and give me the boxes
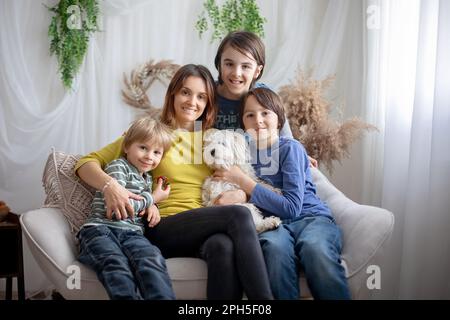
[308,156,318,168]
[145,204,161,228]
[157,176,170,190]
[152,176,171,203]
[213,166,256,196]
[212,166,246,186]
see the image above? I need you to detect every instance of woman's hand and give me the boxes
[140,204,161,228]
[213,189,247,205]
[152,177,171,204]
[308,156,318,168]
[103,179,143,220]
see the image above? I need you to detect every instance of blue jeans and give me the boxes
[259,215,351,300]
[78,225,175,300]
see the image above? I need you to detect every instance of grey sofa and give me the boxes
[20,167,394,299]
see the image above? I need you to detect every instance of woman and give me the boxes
[75,64,273,300]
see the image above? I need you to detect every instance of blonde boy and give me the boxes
[77,117,175,300]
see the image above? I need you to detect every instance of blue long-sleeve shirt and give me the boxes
[249,137,332,220]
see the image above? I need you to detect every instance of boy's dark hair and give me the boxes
[240,87,286,129]
[214,31,265,86]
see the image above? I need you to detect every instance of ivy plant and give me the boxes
[195,0,267,42]
[47,0,100,89]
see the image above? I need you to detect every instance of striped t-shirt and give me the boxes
[82,157,153,233]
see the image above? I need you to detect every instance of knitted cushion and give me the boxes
[42,150,95,232]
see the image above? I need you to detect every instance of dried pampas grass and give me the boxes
[279,69,377,173]
[122,60,180,119]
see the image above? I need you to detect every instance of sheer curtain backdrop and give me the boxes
[1,0,449,299]
[363,0,450,299]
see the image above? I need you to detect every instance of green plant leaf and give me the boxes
[195,0,267,42]
[47,0,100,89]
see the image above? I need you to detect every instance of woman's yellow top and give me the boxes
[75,131,211,218]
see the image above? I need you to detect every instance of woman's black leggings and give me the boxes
[145,205,273,300]
[199,233,242,299]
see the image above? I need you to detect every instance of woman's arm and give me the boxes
[78,160,143,220]
[75,137,142,219]
[77,161,111,191]
[103,159,154,218]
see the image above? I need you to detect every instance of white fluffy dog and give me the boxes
[202,129,281,233]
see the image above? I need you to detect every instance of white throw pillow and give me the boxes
[42,150,95,233]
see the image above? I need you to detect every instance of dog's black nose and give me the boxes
[210,149,215,156]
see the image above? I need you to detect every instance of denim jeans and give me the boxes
[78,225,175,300]
[259,215,351,300]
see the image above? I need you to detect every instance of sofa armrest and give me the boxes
[20,207,79,282]
[311,168,394,277]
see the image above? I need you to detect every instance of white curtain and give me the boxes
[1,0,448,299]
[363,0,450,299]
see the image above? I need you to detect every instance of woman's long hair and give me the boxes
[160,64,217,131]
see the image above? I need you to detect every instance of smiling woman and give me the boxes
[172,77,209,131]
[161,64,217,131]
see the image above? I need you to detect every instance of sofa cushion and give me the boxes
[42,150,95,233]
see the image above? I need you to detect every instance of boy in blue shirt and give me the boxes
[213,87,351,299]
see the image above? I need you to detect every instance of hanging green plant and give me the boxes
[47,0,100,89]
[195,0,267,42]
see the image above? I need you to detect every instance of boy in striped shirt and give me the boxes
[77,117,175,300]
